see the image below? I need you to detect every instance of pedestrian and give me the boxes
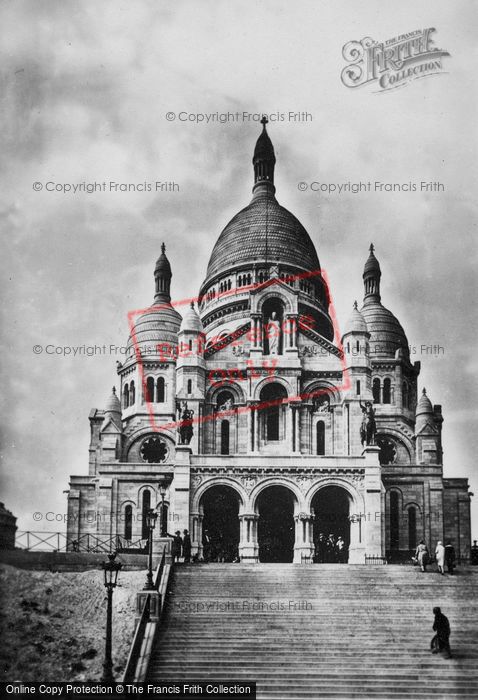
[444,541,456,574]
[435,541,445,575]
[182,529,192,563]
[431,607,452,658]
[336,536,346,563]
[415,540,429,572]
[203,529,211,562]
[169,530,182,563]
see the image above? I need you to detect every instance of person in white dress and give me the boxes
[435,540,445,575]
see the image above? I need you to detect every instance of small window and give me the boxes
[317,421,325,455]
[187,379,192,394]
[124,505,132,540]
[188,339,193,351]
[372,378,381,404]
[221,420,230,455]
[383,378,391,404]
[146,377,155,403]
[129,381,135,405]
[356,340,360,353]
[123,384,129,409]
[156,377,165,403]
[356,380,361,396]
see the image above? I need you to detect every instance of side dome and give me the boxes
[126,304,181,356]
[360,302,409,359]
[205,191,321,280]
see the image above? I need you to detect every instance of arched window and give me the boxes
[124,505,132,540]
[408,506,417,550]
[221,420,230,455]
[156,377,165,403]
[390,491,399,550]
[346,342,350,354]
[141,490,151,540]
[145,377,155,403]
[356,340,360,353]
[383,378,391,404]
[188,339,193,351]
[129,381,135,405]
[372,378,381,404]
[123,384,129,409]
[316,421,325,455]
[356,380,361,396]
[187,379,192,394]
[260,383,287,442]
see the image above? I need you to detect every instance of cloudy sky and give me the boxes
[1,0,477,536]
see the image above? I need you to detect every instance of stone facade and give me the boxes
[67,123,471,564]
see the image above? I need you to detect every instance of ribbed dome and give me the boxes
[360,301,409,359]
[180,302,203,333]
[416,388,433,416]
[343,302,368,336]
[205,189,320,280]
[126,304,182,356]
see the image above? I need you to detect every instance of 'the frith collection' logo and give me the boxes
[341,28,450,91]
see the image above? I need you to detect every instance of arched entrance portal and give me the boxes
[200,486,240,562]
[312,486,351,563]
[257,486,295,562]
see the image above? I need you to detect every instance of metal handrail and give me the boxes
[15,531,148,553]
[122,547,168,683]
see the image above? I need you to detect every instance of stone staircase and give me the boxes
[146,564,478,699]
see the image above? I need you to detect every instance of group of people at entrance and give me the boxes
[170,529,192,563]
[314,533,347,563]
[414,540,456,574]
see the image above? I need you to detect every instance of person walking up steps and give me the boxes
[415,540,429,572]
[431,607,452,658]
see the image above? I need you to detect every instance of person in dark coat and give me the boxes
[432,607,452,658]
[169,530,182,563]
[444,541,456,574]
[182,529,192,563]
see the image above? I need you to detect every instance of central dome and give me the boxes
[202,119,321,287]
[206,189,320,279]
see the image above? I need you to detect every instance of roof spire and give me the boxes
[363,243,381,305]
[252,118,276,196]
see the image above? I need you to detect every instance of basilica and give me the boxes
[66,122,471,564]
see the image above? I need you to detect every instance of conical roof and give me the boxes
[180,302,203,333]
[343,301,368,335]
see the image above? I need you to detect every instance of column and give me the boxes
[293,512,315,563]
[239,513,259,562]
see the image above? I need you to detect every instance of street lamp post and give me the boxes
[159,482,168,537]
[143,508,158,591]
[101,552,122,683]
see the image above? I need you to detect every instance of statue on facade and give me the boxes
[266,311,281,354]
[359,400,376,446]
[177,402,194,445]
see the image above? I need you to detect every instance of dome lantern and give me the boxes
[363,243,381,304]
[252,116,276,196]
[154,242,173,302]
